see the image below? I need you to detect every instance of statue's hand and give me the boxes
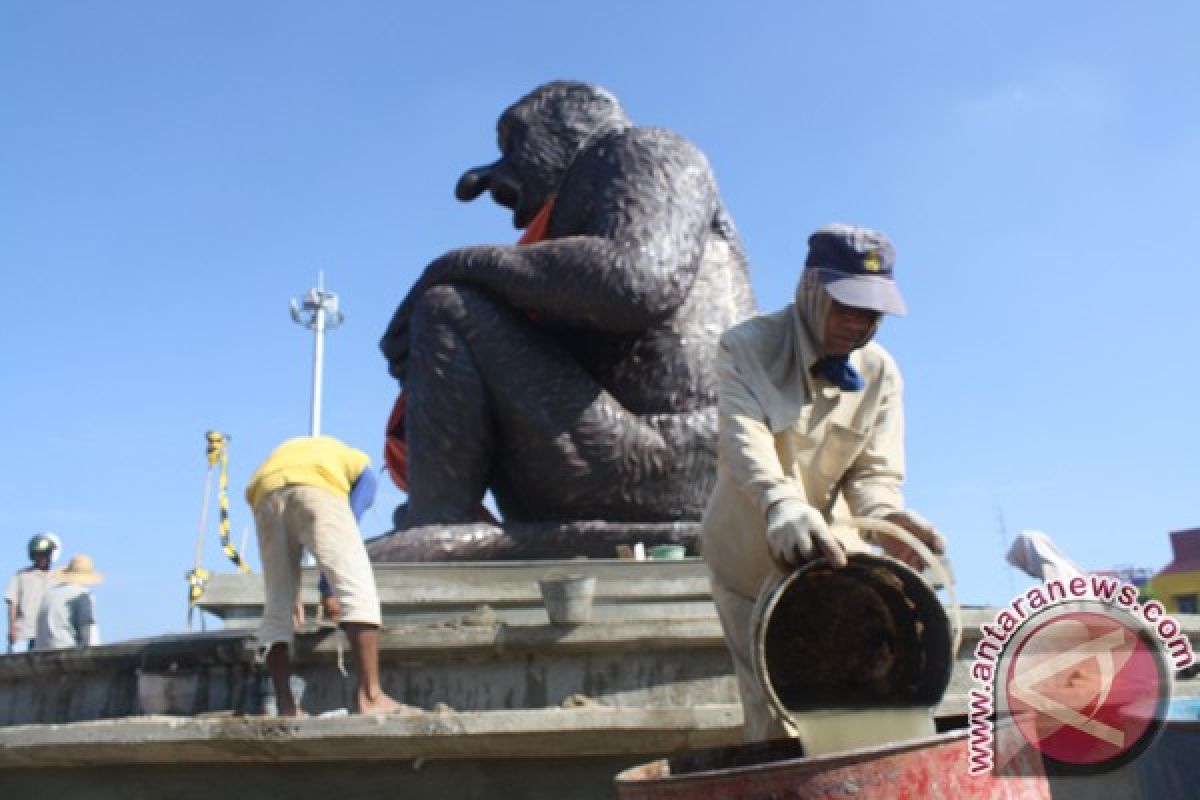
[382,291,415,383]
[382,251,476,383]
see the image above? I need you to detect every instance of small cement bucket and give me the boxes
[751,519,958,755]
[539,574,596,625]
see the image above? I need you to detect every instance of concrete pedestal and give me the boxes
[3,559,1199,799]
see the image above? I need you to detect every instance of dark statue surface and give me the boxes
[370,81,754,561]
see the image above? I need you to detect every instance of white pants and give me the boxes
[709,572,796,742]
[254,485,382,650]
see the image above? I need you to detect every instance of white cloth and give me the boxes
[254,484,382,651]
[1006,529,1084,582]
[701,306,906,599]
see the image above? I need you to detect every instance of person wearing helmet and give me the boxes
[700,223,947,742]
[5,533,60,653]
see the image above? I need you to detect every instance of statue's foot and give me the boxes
[365,518,700,562]
[365,521,508,562]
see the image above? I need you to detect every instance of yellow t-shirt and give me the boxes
[245,436,371,510]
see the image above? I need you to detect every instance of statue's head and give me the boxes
[455,81,632,229]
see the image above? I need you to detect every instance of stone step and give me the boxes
[8,559,1200,731]
[0,618,738,725]
[200,557,717,627]
[0,706,742,800]
[0,705,745,767]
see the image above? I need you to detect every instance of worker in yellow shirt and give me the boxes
[246,435,413,716]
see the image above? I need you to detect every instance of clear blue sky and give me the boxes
[3,2,1197,642]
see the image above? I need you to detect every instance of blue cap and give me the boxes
[804,223,907,316]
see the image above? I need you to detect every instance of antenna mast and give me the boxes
[290,271,344,436]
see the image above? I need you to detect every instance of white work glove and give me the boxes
[765,498,847,569]
[878,509,946,570]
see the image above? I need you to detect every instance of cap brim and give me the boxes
[813,268,907,316]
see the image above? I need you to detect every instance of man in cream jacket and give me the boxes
[701,223,946,741]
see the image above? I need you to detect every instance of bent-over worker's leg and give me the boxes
[265,642,300,716]
[254,491,304,715]
[292,486,405,713]
[342,621,403,714]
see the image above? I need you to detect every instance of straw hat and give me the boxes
[57,554,103,586]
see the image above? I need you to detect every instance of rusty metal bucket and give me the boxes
[752,551,955,714]
[748,517,960,755]
[613,729,1051,799]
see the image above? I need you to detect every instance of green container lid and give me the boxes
[647,544,686,560]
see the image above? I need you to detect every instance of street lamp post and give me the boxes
[290,272,344,436]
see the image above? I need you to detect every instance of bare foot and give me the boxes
[385,704,424,717]
[357,691,422,716]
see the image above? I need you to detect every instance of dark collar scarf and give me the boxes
[811,355,865,391]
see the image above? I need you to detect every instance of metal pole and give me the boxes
[290,272,344,437]
[310,288,326,436]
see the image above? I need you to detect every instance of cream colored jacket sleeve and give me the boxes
[715,340,809,515]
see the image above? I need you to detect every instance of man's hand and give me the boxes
[765,498,847,569]
[320,595,342,625]
[880,509,945,570]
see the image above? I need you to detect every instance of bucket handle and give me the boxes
[847,516,962,657]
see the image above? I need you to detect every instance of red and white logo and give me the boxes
[1004,609,1168,771]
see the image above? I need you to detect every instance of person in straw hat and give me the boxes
[34,554,103,650]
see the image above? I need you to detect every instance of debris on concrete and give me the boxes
[559,693,606,709]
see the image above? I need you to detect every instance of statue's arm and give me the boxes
[381,132,717,379]
[434,134,716,320]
